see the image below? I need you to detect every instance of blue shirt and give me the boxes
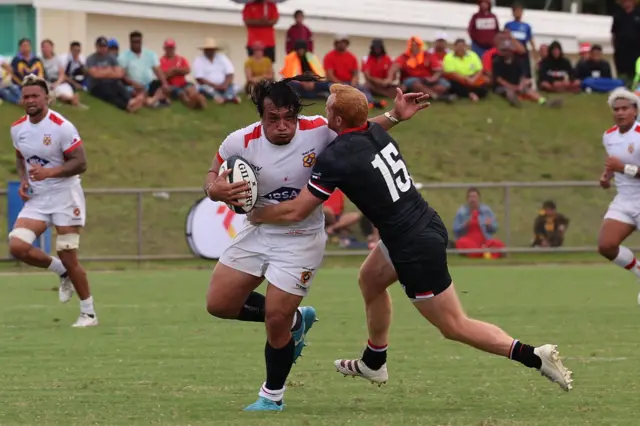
[118,49,159,86]
[504,20,533,50]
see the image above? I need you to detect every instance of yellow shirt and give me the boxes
[245,57,273,79]
[443,51,483,77]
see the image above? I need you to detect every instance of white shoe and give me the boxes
[334,359,388,386]
[58,275,74,303]
[534,344,573,391]
[72,313,98,328]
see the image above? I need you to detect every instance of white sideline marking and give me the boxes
[565,356,628,362]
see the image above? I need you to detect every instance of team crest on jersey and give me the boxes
[43,134,52,146]
[73,207,81,217]
[302,149,317,168]
[629,143,635,154]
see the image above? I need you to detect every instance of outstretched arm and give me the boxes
[249,187,324,224]
[369,87,430,131]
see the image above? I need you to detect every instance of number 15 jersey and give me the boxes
[307,122,434,245]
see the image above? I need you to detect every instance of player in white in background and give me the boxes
[203,75,428,411]
[8,74,97,327]
[598,88,640,303]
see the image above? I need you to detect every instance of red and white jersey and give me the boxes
[11,109,83,195]
[217,115,336,235]
[603,122,640,200]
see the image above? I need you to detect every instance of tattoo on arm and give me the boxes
[54,146,88,177]
[15,151,27,181]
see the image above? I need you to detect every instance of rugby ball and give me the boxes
[219,155,259,214]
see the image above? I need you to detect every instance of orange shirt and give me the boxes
[243,2,279,47]
[395,52,441,80]
[482,47,498,73]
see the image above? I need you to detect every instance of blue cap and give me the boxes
[107,38,119,48]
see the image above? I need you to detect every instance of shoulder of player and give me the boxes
[603,125,618,137]
[298,115,328,131]
[11,115,28,128]
[223,121,263,149]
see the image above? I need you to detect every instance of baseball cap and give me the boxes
[95,36,108,46]
[107,38,119,48]
[579,42,591,53]
[435,31,448,42]
[334,33,349,42]
[164,38,176,48]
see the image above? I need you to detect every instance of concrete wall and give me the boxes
[40,10,413,86]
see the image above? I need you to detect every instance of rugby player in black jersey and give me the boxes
[249,84,574,392]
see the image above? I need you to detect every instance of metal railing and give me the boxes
[1,181,633,261]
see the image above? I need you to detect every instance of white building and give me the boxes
[0,0,613,85]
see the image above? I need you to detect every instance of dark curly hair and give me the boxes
[250,73,320,117]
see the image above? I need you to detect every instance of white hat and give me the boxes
[435,31,448,41]
[334,33,350,42]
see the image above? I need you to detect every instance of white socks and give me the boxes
[259,382,285,402]
[613,245,640,279]
[80,296,96,316]
[47,257,67,276]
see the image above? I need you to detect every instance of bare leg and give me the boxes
[206,262,264,319]
[55,226,90,300]
[8,218,54,269]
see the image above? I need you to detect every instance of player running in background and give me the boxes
[249,84,573,392]
[8,74,97,328]
[597,88,640,302]
[203,75,428,411]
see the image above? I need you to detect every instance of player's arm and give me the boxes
[251,187,323,224]
[604,156,640,178]
[15,149,27,182]
[203,138,248,206]
[369,88,430,132]
[51,145,87,178]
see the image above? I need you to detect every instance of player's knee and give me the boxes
[264,309,291,338]
[8,228,37,259]
[56,233,80,252]
[437,316,468,342]
[597,239,618,259]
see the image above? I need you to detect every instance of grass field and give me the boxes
[2,93,640,261]
[2,264,640,425]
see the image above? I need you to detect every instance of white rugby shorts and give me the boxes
[604,195,640,229]
[18,185,86,227]
[219,225,327,297]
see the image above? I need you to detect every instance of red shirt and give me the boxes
[286,24,313,53]
[324,189,345,216]
[362,55,393,80]
[324,50,359,83]
[160,55,190,88]
[243,2,279,47]
[395,52,441,80]
[482,47,498,73]
[466,210,486,245]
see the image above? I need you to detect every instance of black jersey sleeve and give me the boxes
[306,147,343,201]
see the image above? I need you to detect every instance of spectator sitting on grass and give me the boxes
[324,34,382,108]
[280,39,331,99]
[108,38,119,57]
[323,189,363,248]
[41,39,82,107]
[532,201,569,248]
[536,43,548,73]
[538,41,581,93]
[193,38,240,104]
[60,41,87,92]
[428,32,450,61]
[86,36,145,113]
[119,31,169,108]
[244,42,274,95]
[388,36,454,102]
[575,44,624,93]
[1,38,44,105]
[504,2,536,79]
[493,39,561,108]
[362,39,396,99]
[482,31,525,78]
[453,187,505,259]
[443,38,489,102]
[159,38,206,109]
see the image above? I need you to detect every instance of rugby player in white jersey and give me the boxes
[8,75,97,328]
[203,75,428,411]
[598,88,640,302]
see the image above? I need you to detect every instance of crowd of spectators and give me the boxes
[0,0,639,113]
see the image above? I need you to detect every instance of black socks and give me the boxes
[509,340,542,369]
[265,338,295,391]
[236,291,266,322]
[361,340,388,370]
